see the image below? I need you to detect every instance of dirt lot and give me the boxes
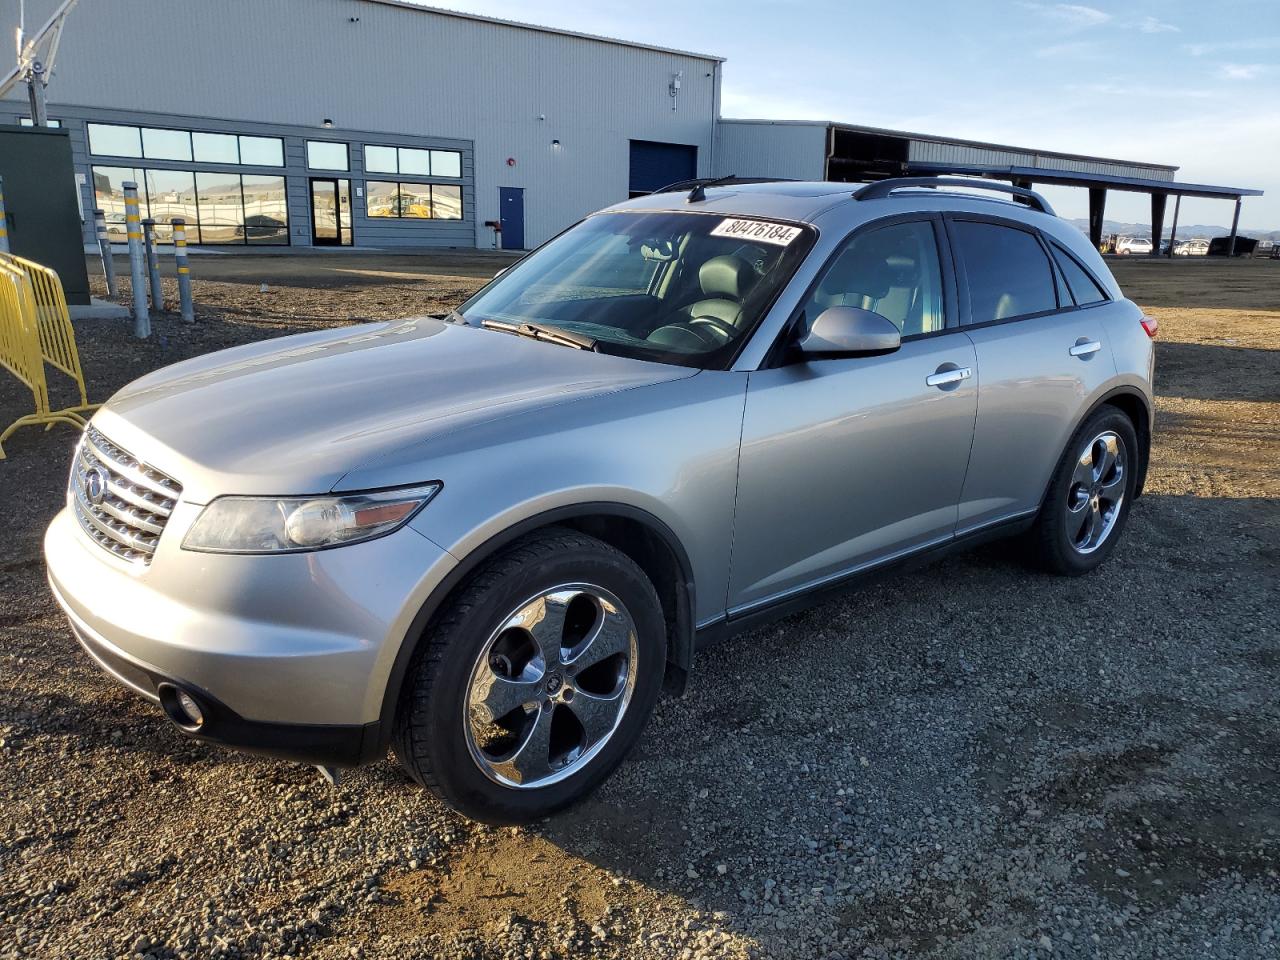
[1,254,1277,959]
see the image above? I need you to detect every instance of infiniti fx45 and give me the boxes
[46,177,1156,822]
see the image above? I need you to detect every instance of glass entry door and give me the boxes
[309,178,351,246]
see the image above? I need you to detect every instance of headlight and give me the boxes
[182,483,441,554]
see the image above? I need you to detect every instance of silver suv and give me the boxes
[45,177,1156,823]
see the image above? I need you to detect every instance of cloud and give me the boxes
[1187,37,1280,57]
[1021,2,1112,28]
[1219,63,1268,81]
[1035,40,1101,59]
[1137,16,1178,34]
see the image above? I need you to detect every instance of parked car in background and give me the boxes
[1174,238,1210,256]
[46,176,1158,823]
[1114,236,1153,255]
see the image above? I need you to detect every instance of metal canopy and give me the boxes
[907,162,1263,199]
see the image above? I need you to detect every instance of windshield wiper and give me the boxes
[480,318,597,351]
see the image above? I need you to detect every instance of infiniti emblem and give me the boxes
[83,465,110,504]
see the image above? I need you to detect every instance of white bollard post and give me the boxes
[123,182,150,338]
[172,218,194,323]
[142,217,164,311]
[93,208,119,298]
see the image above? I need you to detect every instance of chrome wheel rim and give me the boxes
[1066,430,1126,554]
[463,584,638,789]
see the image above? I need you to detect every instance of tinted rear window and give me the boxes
[952,220,1058,324]
[1050,243,1108,305]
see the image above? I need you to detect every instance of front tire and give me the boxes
[1029,406,1139,575]
[392,527,666,824]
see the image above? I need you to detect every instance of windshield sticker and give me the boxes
[709,218,803,247]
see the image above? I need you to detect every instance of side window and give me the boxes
[951,220,1058,324]
[1049,242,1108,306]
[802,221,944,336]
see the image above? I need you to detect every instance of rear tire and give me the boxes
[1029,406,1139,575]
[392,527,666,824]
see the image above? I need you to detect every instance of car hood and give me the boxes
[93,317,694,503]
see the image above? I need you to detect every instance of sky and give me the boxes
[433,0,1279,231]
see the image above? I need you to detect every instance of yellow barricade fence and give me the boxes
[0,254,100,459]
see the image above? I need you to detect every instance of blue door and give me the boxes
[499,187,525,250]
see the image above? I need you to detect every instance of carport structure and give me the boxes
[910,162,1265,256]
[715,120,1264,257]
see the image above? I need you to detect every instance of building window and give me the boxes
[237,135,284,167]
[306,140,349,171]
[88,122,283,167]
[363,145,462,178]
[192,131,239,164]
[365,181,463,220]
[87,123,142,158]
[19,117,62,127]
[93,164,288,245]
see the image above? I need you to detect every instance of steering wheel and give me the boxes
[687,315,738,343]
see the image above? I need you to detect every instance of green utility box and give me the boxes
[0,124,90,305]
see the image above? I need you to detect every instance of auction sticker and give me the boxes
[709,218,803,246]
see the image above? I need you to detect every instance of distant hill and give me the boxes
[1066,218,1280,242]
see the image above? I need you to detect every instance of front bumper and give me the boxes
[44,505,457,766]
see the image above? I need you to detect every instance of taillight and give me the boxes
[1140,315,1159,338]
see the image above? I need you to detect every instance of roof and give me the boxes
[361,1,725,61]
[911,163,1264,199]
[720,117,1178,173]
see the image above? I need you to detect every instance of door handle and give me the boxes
[1069,339,1102,358]
[925,366,972,388]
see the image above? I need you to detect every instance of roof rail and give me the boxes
[852,177,1056,216]
[652,175,796,203]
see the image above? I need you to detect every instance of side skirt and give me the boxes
[695,512,1036,649]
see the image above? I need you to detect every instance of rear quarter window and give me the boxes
[1049,242,1109,306]
[951,220,1058,324]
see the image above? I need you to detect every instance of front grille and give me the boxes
[70,426,182,565]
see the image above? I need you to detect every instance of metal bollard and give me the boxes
[93,208,119,298]
[142,217,164,311]
[123,182,150,338]
[172,218,194,322]
[0,174,9,254]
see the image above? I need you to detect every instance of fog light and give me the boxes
[175,689,204,728]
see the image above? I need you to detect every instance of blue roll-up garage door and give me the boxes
[629,140,698,195]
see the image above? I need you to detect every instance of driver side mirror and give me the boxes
[798,306,901,358]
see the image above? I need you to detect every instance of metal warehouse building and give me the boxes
[1,0,721,251]
[1,0,1259,253]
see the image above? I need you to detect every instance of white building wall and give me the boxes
[714,121,829,181]
[5,0,721,247]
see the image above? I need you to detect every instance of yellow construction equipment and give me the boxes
[0,253,99,459]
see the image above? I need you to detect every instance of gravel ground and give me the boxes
[1,255,1277,960]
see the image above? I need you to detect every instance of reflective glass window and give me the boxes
[242,175,289,244]
[364,145,397,173]
[400,183,432,218]
[306,140,349,171]
[366,181,399,217]
[141,127,192,162]
[91,166,147,237]
[952,221,1058,323]
[399,148,430,176]
[144,170,199,243]
[192,132,239,164]
[238,135,284,167]
[195,172,244,244]
[431,150,461,178]
[431,184,462,220]
[88,123,142,157]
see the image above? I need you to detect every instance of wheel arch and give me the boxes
[374,502,697,751]
[1094,386,1152,498]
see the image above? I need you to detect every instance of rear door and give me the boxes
[727,216,978,615]
[948,216,1117,533]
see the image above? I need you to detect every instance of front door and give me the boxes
[728,218,978,615]
[499,187,525,250]
[310,178,352,246]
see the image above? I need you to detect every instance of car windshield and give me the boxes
[457,210,815,368]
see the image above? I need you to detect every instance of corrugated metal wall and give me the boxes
[907,140,1176,182]
[714,121,829,181]
[2,0,720,248]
